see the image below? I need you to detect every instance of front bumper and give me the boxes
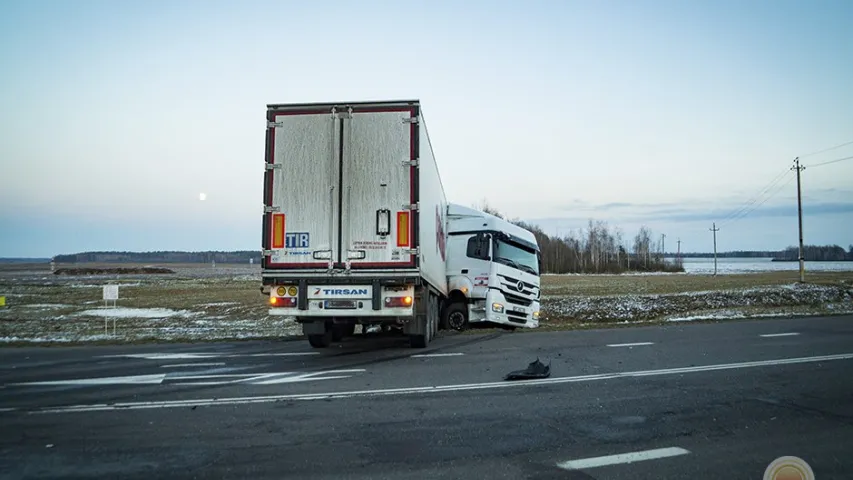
[470,289,540,328]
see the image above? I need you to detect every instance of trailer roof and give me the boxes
[267,99,420,110]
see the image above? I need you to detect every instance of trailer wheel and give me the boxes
[409,292,438,348]
[443,302,468,331]
[308,331,332,348]
[331,323,354,342]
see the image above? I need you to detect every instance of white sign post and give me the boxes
[103,285,119,335]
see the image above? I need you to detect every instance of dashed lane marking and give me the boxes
[607,342,654,347]
[160,363,226,368]
[557,447,690,470]
[760,333,800,338]
[411,353,465,358]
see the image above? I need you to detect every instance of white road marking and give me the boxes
[8,369,365,388]
[607,342,654,347]
[26,352,853,414]
[556,447,690,470]
[760,332,800,338]
[0,407,18,413]
[411,353,465,358]
[101,352,320,360]
[160,363,226,368]
[10,374,167,386]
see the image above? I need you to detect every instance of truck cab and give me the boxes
[443,204,541,330]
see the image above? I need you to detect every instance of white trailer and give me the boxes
[261,100,447,348]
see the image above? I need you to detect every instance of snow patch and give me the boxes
[75,308,199,319]
[196,302,239,307]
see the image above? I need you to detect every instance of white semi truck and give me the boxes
[260,100,540,348]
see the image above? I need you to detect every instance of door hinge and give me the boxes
[265,163,282,171]
[402,159,419,168]
[264,206,280,213]
[403,247,420,255]
[263,249,275,256]
[335,107,353,119]
[402,116,419,124]
[267,121,282,128]
[402,202,419,211]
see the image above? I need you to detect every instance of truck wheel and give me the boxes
[331,323,354,342]
[443,302,468,331]
[308,331,332,348]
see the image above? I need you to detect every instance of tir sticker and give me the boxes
[286,232,310,249]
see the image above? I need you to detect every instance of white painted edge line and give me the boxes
[411,353,465,358]
[760,332,800,338]
[22,352,853,414]
[557,447,690,470]
[607,342,654,347]
[160,363,226,368]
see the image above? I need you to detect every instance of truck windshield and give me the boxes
[493,238,539,275]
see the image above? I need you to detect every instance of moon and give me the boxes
[199,193,207,201]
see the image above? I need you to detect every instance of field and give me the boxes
[1,264,852,344]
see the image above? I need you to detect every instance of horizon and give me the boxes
[2,1,852,257]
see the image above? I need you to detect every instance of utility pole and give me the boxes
[661,234,666,262]
[710,223,720,276]
[677,238,682,263]
[792,157,806,283]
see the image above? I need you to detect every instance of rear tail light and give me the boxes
[270,296,296,308]
[384,296,413,308]
[275,286,298,297]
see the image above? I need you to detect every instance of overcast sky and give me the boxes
[1,0,851,257]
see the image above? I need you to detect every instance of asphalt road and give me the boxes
[2,315,852,479]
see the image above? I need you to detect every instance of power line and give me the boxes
[805,155,853,168]
[716,167,791,224]
[718,172,795,228]
[799,139,853,158]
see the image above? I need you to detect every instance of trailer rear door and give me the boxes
[340,106,417,269]
[265,110,339,268]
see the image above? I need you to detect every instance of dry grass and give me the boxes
[1,264,852,343]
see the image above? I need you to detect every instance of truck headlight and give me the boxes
[533,311,540,319]
[491,303,504,313]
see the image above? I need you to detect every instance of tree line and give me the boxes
[773,245,853,262]
[479,203,683,274]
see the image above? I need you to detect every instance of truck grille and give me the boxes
[506,311,528,324]
[503,292,533,307]
[498,274,538,302]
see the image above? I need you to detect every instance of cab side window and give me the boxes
[466,234,490,260]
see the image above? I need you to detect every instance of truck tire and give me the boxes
[331,323,354,342]
[443,302,468,331]
[409,292,438,348]
[308,331,332,348]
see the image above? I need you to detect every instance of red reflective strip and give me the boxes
[397,212,409,247]
[271,213,286,249]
